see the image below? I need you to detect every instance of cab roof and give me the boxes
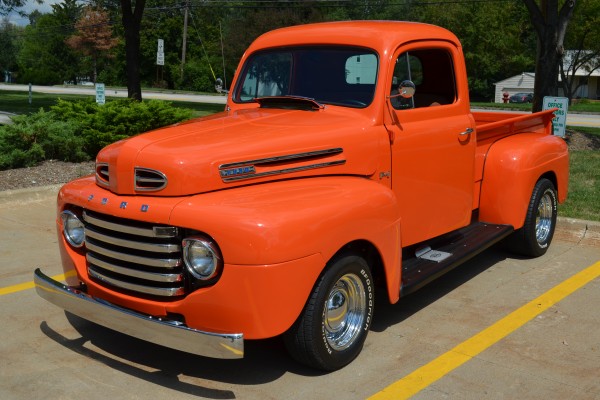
[246,21,462,55]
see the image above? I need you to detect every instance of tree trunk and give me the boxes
[120,0,146,101]
[532,27,561,112]
[522,0,576,112]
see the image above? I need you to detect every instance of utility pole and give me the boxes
[181,0,189,80]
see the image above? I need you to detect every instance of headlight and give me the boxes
[182,237,222,281]
[61,210,85,248]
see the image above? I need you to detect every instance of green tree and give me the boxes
[120,0,146,100]
[560,0,600,103]
[0,0,25,16]
[523,0,577,111]
[66,6,118,83]
[381,1,535,101]
[0,17,23,81]
[17,0,83,85]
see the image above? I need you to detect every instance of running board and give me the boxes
[400,223,513,296]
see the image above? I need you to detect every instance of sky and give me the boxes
[6,0,61,25]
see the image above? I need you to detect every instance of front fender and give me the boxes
[169,176,402,302]
[57,176,403,338]
[479,132,569,228]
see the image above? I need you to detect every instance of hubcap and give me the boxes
[324,273,366,351]
[535,190,554,245]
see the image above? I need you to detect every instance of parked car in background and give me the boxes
[509,92,533,103]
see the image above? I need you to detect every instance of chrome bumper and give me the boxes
[34,269,244,359]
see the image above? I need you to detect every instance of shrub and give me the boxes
[0,110,88,169]
[0,99,194,170]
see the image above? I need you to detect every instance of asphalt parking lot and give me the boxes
[1,185,599,400]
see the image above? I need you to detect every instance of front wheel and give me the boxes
[507,178,558,257]
[284,253,374,371]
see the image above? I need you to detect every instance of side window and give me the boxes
[391,49,457,110]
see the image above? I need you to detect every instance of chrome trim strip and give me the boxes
[219,147,343,169]
[86,241,181,269]
[87,254,183,283]
[85,227,181,254]
[83,212,178,238]
[95,162,110,188]
[134,167,168,192]
[221,160,346,183]
[34,269,244,359]
[88,268,185,297]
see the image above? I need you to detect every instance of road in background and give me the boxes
[1,84,598,128]
[0,83,227,105]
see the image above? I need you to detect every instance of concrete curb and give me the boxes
[555,217,600,247]
[0,184,598,247]
[0,184,61,207]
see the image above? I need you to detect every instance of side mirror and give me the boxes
[388,80,416,100]
[398,80,416,98]
[215,78,228,94]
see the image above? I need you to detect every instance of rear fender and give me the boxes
[479,132,569,228]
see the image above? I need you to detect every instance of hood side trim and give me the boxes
[219,148,345,182]
[221,160,346,183]
[220,148,343,169]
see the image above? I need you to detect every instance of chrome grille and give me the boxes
[135,168,167,191]
[83,211,185,298]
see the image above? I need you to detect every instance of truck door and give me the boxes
[385,43,476,246]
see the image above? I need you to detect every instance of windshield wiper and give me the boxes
[255,96,325,111]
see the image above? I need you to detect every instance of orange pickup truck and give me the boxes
[35,21,569,371]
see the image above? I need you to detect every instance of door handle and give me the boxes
[459,128,474,136]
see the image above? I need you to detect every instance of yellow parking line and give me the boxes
[0,272,72,296]
[369,260,600,400]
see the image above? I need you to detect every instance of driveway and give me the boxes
[1,186,599,399]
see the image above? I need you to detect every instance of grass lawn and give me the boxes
[0,90,86,114]
[0,90,224,117]
[559,127,600,221]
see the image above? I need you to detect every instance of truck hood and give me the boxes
[95,107,385,196]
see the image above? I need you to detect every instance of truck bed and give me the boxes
[473,109,556,144]
[472,109,557,184]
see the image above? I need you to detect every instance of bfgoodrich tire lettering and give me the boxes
[284,253,374,371]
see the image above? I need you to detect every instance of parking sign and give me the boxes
[542,96,568,137]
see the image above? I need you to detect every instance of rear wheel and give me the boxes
[284,253,374,371]
[507,178,558,257]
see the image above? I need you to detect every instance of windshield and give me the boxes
[233,46,379,108]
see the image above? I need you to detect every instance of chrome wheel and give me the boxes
[284,253,374,371]
[324,273,366,351]
[507,178,557,257]
[535,189,554,245]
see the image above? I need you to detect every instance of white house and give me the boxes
[493,72,535,103]
[494,51,600,103]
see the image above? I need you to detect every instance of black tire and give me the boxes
[284,253,374,371]
[507,178,558,257]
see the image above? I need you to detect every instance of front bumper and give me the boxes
[34,268,244,359]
